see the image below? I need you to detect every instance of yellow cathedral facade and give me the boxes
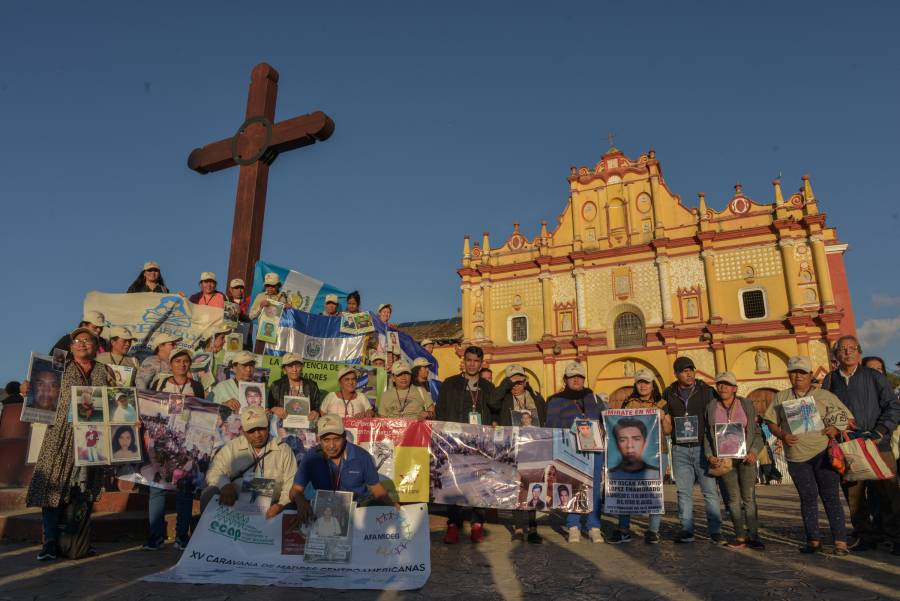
[443,146,856,408]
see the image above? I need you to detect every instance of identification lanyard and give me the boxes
[468,388,480,413]
[330,453,345,490]
[718,398,739,423]
[338,392,353,416]
[679,384,696,417]
[73,362,94,386]
[397,388,412,414]
[169,378,190,394]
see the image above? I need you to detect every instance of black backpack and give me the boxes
[57,488,93,559]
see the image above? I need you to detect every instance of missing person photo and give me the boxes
[312,490,353,539]
[168,393,185,415]
[574,419,603,452]
[225,333,244,352]
[605,414,662,481]
[525,482,547,509]
[714,423,747,458]
[51,348,67,371]
[239,381,265,409]
[674,415,699,443]
[24,354,61,414]
[108,387,138,424]
[110,424,142,463]
[73,386,106,424]
[511,409,535,427]
[552,483,572,509]
[284,396,311,416]
[74,424,110,466]
[108,363,135,387]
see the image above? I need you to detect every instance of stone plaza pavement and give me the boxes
[0,485,897,601]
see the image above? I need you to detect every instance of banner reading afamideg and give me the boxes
[144,502,431,590]
[603,408,664,515]
[85,291,224,359]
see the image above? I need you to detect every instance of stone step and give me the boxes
[0,485,188,513]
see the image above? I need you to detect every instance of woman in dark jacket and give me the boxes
[127,261,170,293]
[492,365,547,543]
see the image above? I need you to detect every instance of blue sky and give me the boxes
[2,1,899,381]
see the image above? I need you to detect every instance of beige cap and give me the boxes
[143,260,160,271]
[420,338,434,347]
[715,371,738,386]
[199,271,216,282]
[264,273,281,286]
[169,347,194,362]
[106,326,135,341]
[229,278,245,288]
[391,360,412,376]
[83,310,105,327]
[633,368,655,384]
[231,350,257,366]
[213,322,233,335]
[69,326,97,341]
[787,355,813,373]
[240,406,269,431]
[325,294,339,305]
[412,357,431,368]
[318,413,345,437]
[281,352,304,366]
[150,332,182,351]
[368,349,386,363]
[377,303,392,313]
[564,361,587,378]
[505,364,526,380]
[336,365,358,381]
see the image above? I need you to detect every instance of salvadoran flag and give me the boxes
[373,317,441,400]
[252,260,347,315]
[271,310,365,363]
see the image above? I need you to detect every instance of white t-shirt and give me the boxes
[319,392,371,417]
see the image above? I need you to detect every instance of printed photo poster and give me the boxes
[674,415,699,443]
[237,477,275,515]
[239,381,266,410]
[110,424,142,463]
[603,408,664,515]
[74,423,111,466]
[523,481,548,510]
[117,390,221,490]
[21,353,62,424]
[225,332,244,353]
[304,490,354,563]
[546,429,594,512]
[223,301,240,329]
[107,387,138,424]
[782,396,825,435]
[283,395,311,429]
[574,419,605,452]
[51,348,67,371]
[72,386,107,424]
[714,423,747,458]
[143,503,431,590]
[190,351,217,391]
[107,364,135,387]
[257,300,284,344]
[344,417,431,503]
[511,409,536,427]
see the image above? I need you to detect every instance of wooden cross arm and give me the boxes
[187,111,336,174]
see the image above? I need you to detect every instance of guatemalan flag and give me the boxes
[252,260,348,315]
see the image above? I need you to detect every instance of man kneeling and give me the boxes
[201,406,297,519]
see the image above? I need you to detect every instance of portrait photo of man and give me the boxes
[608,417,660,480]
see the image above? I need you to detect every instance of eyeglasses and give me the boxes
[71,339,95,346]
[511,380,526,386]
[836,346,859,354]
[145,268,160,273]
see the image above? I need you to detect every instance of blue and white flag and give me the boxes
[252,260,348,315]
[373,317,441,400]
[271,310,366,363]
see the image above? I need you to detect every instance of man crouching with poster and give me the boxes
[289,414,399,526]
[200,406,297,520]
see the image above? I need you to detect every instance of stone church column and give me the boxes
[655,256,673,323]
[809,234,835,308]
[539,272,553,336]
[481,281,494,341]
[701,250,720,321]
[573,268,587,331]
[777,239,801,311]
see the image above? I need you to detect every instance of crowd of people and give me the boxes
[10,261,900,564]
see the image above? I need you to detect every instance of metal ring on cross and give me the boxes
[230,116,274,166]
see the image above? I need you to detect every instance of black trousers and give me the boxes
[447,504,486,527]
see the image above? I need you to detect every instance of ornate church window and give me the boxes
[614,312,644,348]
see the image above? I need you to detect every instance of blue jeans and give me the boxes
[41,506,63,543]
[618,455,668,533]
[148,486,194,543]
[671,445,721,536]
[566,453,603,530]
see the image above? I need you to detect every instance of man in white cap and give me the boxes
[154,347,205,397]
[368,349,387,369]
[127,261,170,294]
[226,278,251,321]
[545,360,607,543]
[322,293,339,316]
[97,326,140,385]
[50,310,108,355]
[136,332,182,389]
[201,406,298,520]
[209,350,255,412]
[378,360,435,419]
[289,414,397,526]
[268,353,322,421]
[189,272,226,308]
[420,338,435,354]
[319,366,374,417]
[249,272,292,320]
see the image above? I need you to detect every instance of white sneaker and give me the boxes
[589,528,604,543]
[568,527,582,543]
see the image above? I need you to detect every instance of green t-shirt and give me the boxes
[377,386,433,419]
[764,388,854,463]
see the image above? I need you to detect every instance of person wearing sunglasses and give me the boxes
[127,261,170,293]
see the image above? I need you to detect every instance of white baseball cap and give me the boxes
[200,271,217,282]
[564,361,586,378]
[229,278,245,288]
[264,273,281,286]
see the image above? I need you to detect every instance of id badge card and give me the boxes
[468,412,482,425]
[674,415,699,443]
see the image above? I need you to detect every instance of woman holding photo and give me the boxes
[23,326,114,561]
[319,367,375,418]
[703,372,764,550]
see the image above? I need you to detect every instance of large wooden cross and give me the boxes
[187,63,334,290]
